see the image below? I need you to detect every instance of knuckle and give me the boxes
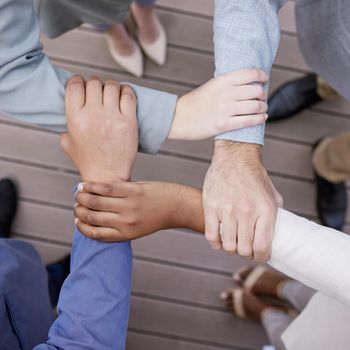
[253,101,264,113]
[248,69,260,82]
[105,80,120,87]
[256,86,265,99]
[122,86,136,100]
[91,228,101,240]
[237,245,253,257]
[124,213,138,226]
[216,118,228,132]
[222,242,237,254]
[87,196,100,209]
[253,238,271,255]
[205,232,218,243]
[67,75,84,85]
[102,183,114,196]
[86,212,97,225]
[60,134,70,152]
[223,203,235,214]
[238,203,254,216]
[262,200,277,215]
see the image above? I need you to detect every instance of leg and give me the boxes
[221,288,290,350]
[34,229,132,350]
[0,239,53,350]
[261,310,291,350]
[279,281,316,312]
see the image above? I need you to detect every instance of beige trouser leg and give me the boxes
[312,132,350,182]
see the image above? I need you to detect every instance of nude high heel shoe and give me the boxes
[138,15,167,66]
[105,33,143,78]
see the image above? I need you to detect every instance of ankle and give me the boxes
[131,2,155,24]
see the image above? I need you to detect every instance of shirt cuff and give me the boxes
[215,124,265,145]
[126,83,178,154]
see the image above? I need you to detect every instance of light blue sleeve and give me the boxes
[0,0,177,154]
[213,0,287,145]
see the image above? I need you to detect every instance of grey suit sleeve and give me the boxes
[213,0,287,145]
[0,0,177,154]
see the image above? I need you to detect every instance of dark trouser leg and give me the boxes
[0,239,53,350]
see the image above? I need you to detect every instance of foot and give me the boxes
[130,2,159,44]
[267,73,322,122]
[47,255,71,307]
[221,288,278,321]
[0,178,18,238]
[313,140,347,230]
[233,266,290,299]
[106,23,136,56]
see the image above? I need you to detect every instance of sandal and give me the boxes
[221,288,296,321]
[234,265,294,308]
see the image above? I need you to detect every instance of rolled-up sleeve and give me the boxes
[213,0,287,145]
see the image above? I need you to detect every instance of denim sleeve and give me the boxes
[0,0,177,154]
[213,0,287,145]
[34,230,133,350]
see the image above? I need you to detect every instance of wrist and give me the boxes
[168,184,203,231]
[168,95,186,140]
[213,140,262,162]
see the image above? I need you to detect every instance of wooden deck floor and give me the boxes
[1,1,350,349]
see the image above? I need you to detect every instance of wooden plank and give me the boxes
[157,0,296,33]
[157,0,296,35]
[127,331,244,350]
[0,158,78,207]
[129,296,267,349]
[132,259,246,309]
[12,200,74,243]
[157,0,214,17]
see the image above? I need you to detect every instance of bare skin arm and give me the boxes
[74,181,206,241]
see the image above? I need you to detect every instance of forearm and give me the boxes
[214,0,286,144]
[170,185,350,306]
[0,0,176,154]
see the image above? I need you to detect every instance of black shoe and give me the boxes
[313,141,347,231]
[268,73,323,122]
[0,178,18,238]
[47,255,71,307]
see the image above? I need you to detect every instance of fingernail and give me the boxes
[74,203,78,208]
[77,183,84,192]
[74,218,78,226]
[265,114,269,120]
